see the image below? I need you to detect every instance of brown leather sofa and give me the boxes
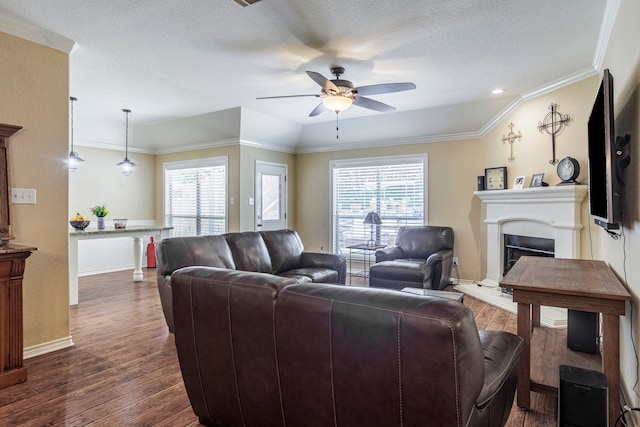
[172,267,523,427]
[155,229,346,332]
[370,225,454,290]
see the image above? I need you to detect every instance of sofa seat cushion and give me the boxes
[279,268,339,283]
[370,259,432,283]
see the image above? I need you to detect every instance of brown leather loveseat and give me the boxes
[172,266,523,427]
[155,229,346,332]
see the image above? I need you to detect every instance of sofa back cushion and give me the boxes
[396,225,454,258]
[275,284,484,426]
[156,235,235,277]
[224,231,273,273]
[172,267,296,427]
[260,229,304,275]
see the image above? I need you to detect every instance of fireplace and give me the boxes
[460,186,588,327]
[503,234,554,276]
[475,185,588,287]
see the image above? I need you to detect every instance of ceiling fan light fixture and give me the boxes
[323,95,353,113]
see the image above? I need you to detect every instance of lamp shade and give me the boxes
[323,95,353,113]
[363,211,382,225]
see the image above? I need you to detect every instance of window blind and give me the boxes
[331,155,426,254]
[164,157,227,237]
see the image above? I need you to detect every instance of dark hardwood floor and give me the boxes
[0,270,556,426]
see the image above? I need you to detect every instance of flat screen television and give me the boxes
[587,69,625,230]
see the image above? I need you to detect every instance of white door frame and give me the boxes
[255,161,288,231]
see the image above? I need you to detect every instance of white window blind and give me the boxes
[164,157,227,237]
[331,155,427,254]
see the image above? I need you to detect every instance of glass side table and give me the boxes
[346,243,386,285]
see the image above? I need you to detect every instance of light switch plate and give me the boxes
[11,188,36,204]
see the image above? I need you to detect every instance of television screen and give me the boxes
[587,69,618,229]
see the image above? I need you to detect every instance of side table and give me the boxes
[346,243,385,285]
[500,256,630,427]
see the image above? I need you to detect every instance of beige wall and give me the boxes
[294,77,599,281]
[69,147,155,221]
[0,32,70,347]
[154,144,295,233]
[599,0,640,407]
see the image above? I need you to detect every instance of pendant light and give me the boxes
[68,96,84,172]
[116,108,136,175]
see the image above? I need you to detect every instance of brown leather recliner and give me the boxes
[370,225,454,290]
[172,266,523,427]
[155,229,346,332]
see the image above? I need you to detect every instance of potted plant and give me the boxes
[90,204,110,230]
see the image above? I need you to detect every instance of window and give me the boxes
[164,157,227,237]
[331,154,427,254]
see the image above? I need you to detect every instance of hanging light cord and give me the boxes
[123,109,131,158]
[70,97,76,152]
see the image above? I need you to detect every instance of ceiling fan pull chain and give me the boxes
[336,113,339,139]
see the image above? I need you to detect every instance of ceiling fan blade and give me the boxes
[256,94,319,99]
[309,102,327,117]
[306,71,339,92]
[353,96,396,113]
[356,82,416,96]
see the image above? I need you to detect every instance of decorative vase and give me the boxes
[97,217,105,230]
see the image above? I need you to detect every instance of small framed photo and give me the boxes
[530,173,545,187]
[484,167,507,190]
[513,175,525,189]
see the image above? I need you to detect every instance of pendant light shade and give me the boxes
[116,108,136,175]
[68,96,84,172]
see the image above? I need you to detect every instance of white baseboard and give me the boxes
[24,336,74,359]
[454,279,567,328]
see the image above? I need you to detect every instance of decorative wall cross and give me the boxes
[537,103,571,165]
[501,122,522,162]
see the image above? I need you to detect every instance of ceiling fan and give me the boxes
[257,66,416,117]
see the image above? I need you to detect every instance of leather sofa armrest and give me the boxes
[475,330,524,409]
[375,246,403,262]
[426,249,453,266]
[300,252,347,284]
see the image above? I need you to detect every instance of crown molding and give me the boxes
[0,15,75,53]
[239,139,297,154]
[593,0,622,71]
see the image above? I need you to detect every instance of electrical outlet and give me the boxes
[452,257,459,267]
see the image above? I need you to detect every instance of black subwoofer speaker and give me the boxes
[559,365,607,427]
[567,309,598,354]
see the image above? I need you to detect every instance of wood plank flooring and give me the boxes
[0,270,556,426]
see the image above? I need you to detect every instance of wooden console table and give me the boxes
[500,257,631,426]
[0,244,36,389]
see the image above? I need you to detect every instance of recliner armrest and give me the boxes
[426,249,453,266]
[375,246,403,262]
[475,330,523,409]
[300,252,347,284]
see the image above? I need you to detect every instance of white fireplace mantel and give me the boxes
[475,185,588,287]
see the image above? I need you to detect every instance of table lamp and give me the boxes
[363,211,382,246]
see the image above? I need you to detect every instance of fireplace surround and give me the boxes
[475,185,588,287]
[457,185,589,326]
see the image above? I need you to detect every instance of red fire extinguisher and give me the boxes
[147,236,157,268]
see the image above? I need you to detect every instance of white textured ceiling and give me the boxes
[0,0,610,152]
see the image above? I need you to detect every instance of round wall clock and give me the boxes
[557,157,580,185]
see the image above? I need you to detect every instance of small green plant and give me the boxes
[89,204,110,217]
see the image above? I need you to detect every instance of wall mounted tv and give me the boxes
[587,68,631,231]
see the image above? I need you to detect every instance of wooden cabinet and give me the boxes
[0,246,35,388]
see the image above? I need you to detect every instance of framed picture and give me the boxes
[513,175,525,189]
[531,173,545,187]
[484,167,507,190]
